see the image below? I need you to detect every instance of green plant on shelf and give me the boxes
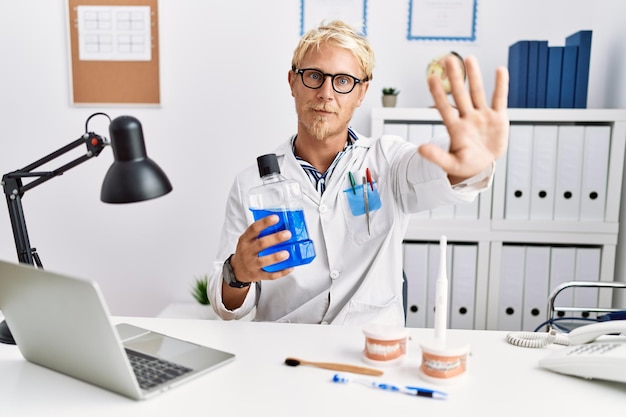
[382,87,400,96]
[191,275,210,305]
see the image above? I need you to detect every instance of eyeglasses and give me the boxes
[292,67,368,94]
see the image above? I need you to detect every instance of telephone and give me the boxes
[538,340,626,383]
[506,321,626,383]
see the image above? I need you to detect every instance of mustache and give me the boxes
[308,104,339,113]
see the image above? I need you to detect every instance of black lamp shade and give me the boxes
[100,116,173,203]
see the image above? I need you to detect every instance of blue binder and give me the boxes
[526,41,541,108]
[536,41,549,108]
[546,46,563,108]
[508,40,530,108]
[565,30,592,108]
[559,45,579,108]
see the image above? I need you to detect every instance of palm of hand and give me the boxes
[420,55,510,184]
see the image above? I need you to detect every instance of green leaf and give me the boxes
[382,87,399,95]
[191,275,210,305]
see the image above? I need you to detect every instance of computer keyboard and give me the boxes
[125,348,193,389]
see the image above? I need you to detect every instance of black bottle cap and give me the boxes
[257,153,281,177]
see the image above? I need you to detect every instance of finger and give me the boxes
[428,73,458,123]
[262,266,294,281]
[259,250,291,272]
[491,66,510,111]
[446,56,473,115]
[418,143,460,174]
[465,56,488,109]
[233,228,291,281]
[256,230,292,252]
[244,214,279,240]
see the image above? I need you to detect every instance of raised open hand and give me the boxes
[419,55,510,185]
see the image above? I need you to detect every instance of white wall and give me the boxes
[1,0,625,316]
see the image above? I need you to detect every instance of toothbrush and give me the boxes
[332,373,447,399]
[434,235,448,345]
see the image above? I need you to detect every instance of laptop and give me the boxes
[0,259,235,400]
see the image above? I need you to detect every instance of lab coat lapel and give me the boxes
[324,135,374,198]
[274,141,321,205]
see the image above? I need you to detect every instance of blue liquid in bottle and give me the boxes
[251,208,316,272]
[249,154,316,273]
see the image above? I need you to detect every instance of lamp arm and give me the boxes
[4,133,107,195]
[1,132,108,266]
[4,192,37,266]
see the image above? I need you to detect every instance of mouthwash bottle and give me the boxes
[248,153,316,272]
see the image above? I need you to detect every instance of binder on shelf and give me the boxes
[504,125,534,219]
[408,123,435,219]
[554,125,584,221]
[549,247,577,313]
[430,208,454,221]
[407,123,434,146]
[450,244,477,330]
[431,123,448,140]
[529,125,558,220]
[522,246,551,331]
[526,41,541,108]
[559,45,579,108]
[454,194,480,220]
[383,122,409,138]
[579,125,610,221]
[370,108,624,333]
[498,245,525,331]
[507,40,530,108]
[403,243,429,328]
[565,30,592,108]
[546,46,563,108]
[574,247,601,319]
[536,41,549,108]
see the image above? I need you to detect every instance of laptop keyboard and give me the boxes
[125,349,193,390]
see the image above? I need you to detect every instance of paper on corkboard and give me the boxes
[67,0,160,105]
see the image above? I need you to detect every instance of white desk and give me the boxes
[1,317,625,416]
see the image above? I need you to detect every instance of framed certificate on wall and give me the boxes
[408,0,477,42]
[300,0,368,36]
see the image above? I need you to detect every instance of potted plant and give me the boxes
[382,87,399,107]
[191,274,220,319]
[191,275,210,306]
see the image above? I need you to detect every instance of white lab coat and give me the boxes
[207,132,492,327]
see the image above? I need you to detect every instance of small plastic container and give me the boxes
[362,323,409,366]
[419,340,470,384]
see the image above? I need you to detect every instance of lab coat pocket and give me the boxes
[344,182,382,215]
[341,182,391,244]
[341,296,404,327]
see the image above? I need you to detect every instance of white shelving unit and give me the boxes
[371,107,626,330]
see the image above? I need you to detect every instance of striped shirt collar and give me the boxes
[292,128,359,194]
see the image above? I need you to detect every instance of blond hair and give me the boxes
[291,20,375,81]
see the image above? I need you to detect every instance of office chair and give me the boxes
[546,280,626,331]
[402,271,408,324]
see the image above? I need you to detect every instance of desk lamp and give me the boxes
[0,113,173,345]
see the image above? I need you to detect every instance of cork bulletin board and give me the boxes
[67,0,160,105]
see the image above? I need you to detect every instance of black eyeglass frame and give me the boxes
[292,66,369,94]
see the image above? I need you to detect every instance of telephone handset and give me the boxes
[506,321,626,383]
[506,320,626,348]
[566,320,626,345]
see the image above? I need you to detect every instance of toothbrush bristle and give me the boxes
[332,374,349,383]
